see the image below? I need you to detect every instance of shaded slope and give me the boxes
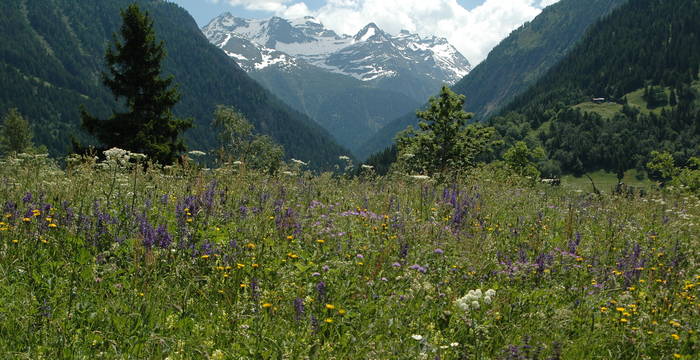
[0,0,348,168]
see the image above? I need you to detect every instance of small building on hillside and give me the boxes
[592,97,606,104]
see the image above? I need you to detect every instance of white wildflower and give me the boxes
[411,334,423,341]
[471,301,480,310]
[485,289,496,298]
[291,158,308,166]
[339,155,351,161]
[410,175,430,180]
[188,150,206,157]
[361,164,374,170]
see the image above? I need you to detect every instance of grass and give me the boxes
[572,102,623,119]
[0,155,698,359]
[562,169,654,193]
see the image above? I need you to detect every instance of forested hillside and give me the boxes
[356,0,626,160]
[0,0,348,167]
[495,0,700,176]
[249,64,420,153]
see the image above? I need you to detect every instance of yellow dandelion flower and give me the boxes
[12,239,18,244]
[251,264,259,268]
[48,223,57,228]
[325,304,335,310]
[671,334,680,341]
[616,307,626,312]
[287,235,294,240]
[324,318,333,323]
[237,263,246,269]
[674,354,682,359]
[316,239,325,244]
[620,318,629,323]
[22,217,31,222]
[246,243,256,249]
[240,283,248,288]
[262,303,272,308]
[338,309,346,315]
[600,307,609,313]
[201,255,210,259]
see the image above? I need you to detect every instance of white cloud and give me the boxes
[311,0,559,65]
[216,0,561,65]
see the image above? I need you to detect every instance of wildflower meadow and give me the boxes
[0,152,698,359]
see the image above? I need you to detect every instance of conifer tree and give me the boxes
[395,86,497,178]
[81,4,191,164]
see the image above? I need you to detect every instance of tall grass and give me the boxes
[0,155,697,359]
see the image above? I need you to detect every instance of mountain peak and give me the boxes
[354,23,387,42]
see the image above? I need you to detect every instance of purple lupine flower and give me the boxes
[139,217,156,249]
[356,254,364,259]
[156,224,172,248]
[160,194,169,205]
[316,281,327,303]
[310,315,319,333]
[22,192,32,204]
[294,297,305,321]
[3,201,17,217]
[311,272,321,277]
[399,242,409,259]
[434,248,444,255]
[392,262,401,268]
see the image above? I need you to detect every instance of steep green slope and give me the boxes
[494,0,700,176]
[453,0,626,120]
[249,65,420,154]
[0,0,348,167]
[356,0,626,160]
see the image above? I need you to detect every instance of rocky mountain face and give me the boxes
[202,14,471,154]
[203,15,471,88]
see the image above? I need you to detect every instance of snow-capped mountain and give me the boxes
[202,14,471,84]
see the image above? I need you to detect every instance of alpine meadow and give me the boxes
[0,0,698,359]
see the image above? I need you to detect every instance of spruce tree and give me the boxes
[81,4,191,164]
[395,86,497,178]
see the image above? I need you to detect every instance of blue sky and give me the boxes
[168,0,557,64]
[170,0,485,26]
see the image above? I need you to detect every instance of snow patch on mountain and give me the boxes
[203,14,471,85]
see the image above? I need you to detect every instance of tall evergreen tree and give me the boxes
[81,4,191,164]
[395,86,497,178]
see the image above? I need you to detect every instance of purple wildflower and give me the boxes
[294,297,305,321]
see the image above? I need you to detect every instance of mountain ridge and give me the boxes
[355,0,628,160]
[0,0,349,168]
